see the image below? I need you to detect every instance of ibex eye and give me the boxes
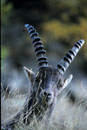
[47,93,52,97]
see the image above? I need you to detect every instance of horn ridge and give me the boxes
[74,43,80,49]
[33,41,43,47]
[35,45,44,52]
[57,39,85,74]
[66,53,72,61]
[69,50,74,56]
[24,24,48,69]
[30,32,39,37]
[36,50,46,55]
[64,56,70,63]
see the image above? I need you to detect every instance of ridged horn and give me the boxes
[57,39,85,74]
[24,24,48,69]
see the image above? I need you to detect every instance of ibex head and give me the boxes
[24,24,85,106]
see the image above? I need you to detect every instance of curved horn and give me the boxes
[57,39,85,74]
[24,24,48,69]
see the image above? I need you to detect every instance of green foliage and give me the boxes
[42,18,87,57]
[1,46,9,59]
[1,0,12,25]
[1,46,10,70]
[42,19,87,41]
[78,0,87,17]
[45,0,87,22]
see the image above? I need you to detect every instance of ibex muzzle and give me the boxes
[2,24,85,129]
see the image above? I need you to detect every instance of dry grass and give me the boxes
[1,81,87,130]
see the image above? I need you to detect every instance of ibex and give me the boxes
[1,24,85,130]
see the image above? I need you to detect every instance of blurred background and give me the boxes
[1,0,87,94]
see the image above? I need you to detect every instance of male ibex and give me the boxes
[1,24,85,130]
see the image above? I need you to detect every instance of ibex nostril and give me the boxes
[43,92,48,97]
[47,93,52,100]
[47,93,52,97]
[43,92,52,99]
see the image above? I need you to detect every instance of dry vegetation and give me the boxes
[1,80,87,130]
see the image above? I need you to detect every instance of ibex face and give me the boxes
[32,67,63,106]
[35,67,61,106]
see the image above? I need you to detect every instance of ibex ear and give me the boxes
[63,74,73,89]
[59,74,73,94]
[23,66,35,85]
